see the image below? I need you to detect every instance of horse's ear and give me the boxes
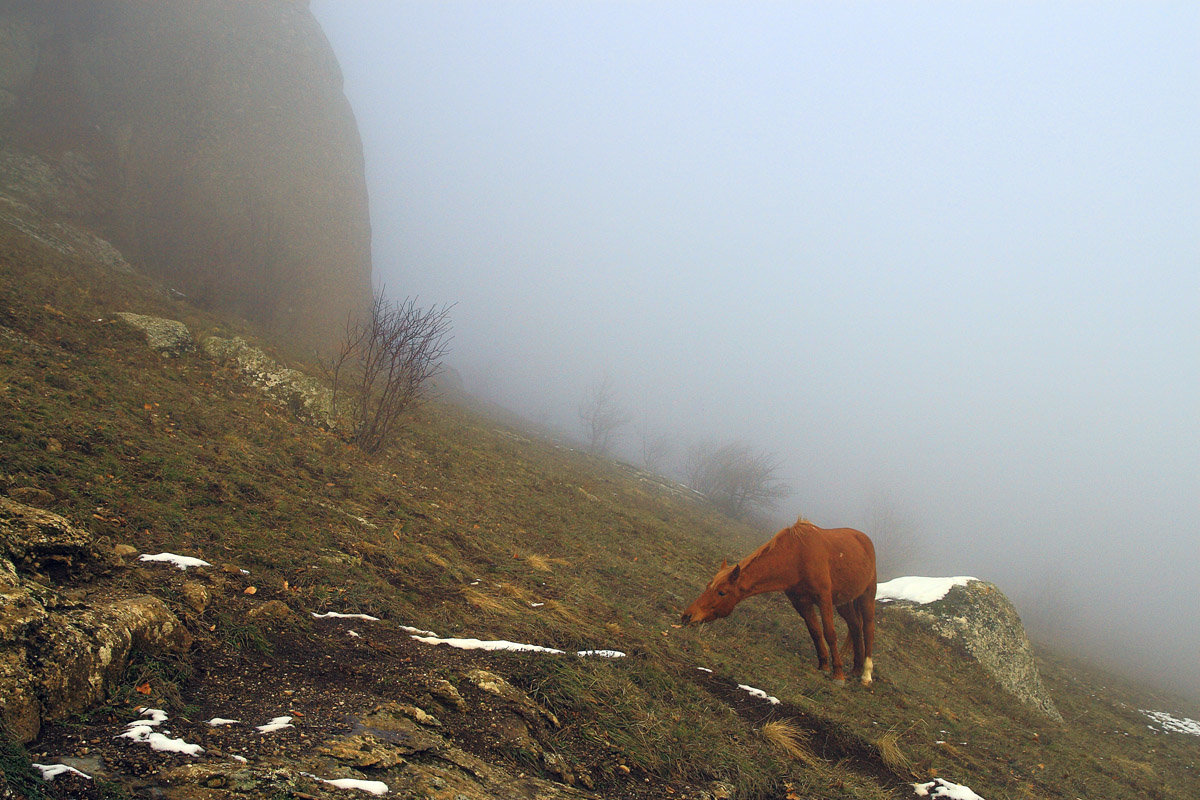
[720,558,728,569]
[729,564,741,582]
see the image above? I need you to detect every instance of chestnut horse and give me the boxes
[681,519,877,686]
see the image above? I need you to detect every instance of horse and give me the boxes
[680,519,877,686]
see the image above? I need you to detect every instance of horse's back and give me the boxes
[803,524,877,601]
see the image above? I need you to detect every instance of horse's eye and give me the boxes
[716,590,726,597]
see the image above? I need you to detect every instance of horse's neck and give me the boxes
[737,536,798,597]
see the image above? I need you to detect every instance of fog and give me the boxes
[310,2,1198,698]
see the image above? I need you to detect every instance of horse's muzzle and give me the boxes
[680,612,692,626]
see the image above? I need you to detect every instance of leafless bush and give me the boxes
[578,374,630,456]
[326,290,453,453]
[637,425,675,474]
[683,439,789,519]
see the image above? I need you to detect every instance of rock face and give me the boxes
[0,0,371,351]
[883,579,1063,722]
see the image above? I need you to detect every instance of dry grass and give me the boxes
[761,719,822,769]
[461,586,517,617]
[525,553,554,572]
[523,553,571,572]
[875,726,916,777]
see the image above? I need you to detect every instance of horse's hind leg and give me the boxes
[837,602,865,676]
[819,595,846,684]
[786,590,830,673]
[857,588,877,687]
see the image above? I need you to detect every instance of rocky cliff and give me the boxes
[0,0,371,350]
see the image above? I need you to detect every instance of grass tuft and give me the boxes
[762,719,822,768]
[874,726,916,777]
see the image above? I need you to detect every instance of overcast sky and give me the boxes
[310,2,1198,695]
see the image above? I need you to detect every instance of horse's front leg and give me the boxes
[819,595,846,685]
[786,590,830,673]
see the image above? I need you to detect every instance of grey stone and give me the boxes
[201,335,334,426]
[115,313,194,355]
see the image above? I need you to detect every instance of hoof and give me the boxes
[861,676,873,688]
[832,676,847,687]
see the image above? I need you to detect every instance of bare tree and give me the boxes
[864,492,922,579]
[326,290,453,453]
[637,425,675,474]
[578,374,630,456]
[683,440,790,519]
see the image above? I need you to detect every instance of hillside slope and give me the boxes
[2,218,1198,799]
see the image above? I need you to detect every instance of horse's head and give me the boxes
[680,559,745,625]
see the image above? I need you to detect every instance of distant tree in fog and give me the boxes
[684,440,789,519]
[637,425,675,474]
[578,374,630,456]
[864,492,922,578]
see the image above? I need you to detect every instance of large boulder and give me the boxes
[880,577,1063,722]
[0,0,371,351]
[0,498,190,742]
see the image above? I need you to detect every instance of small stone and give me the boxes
[247,599,291,624]
[113,544,138,559]
[431,679,467,712]
[181,581,209,613]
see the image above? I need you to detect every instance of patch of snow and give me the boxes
[411,635,626,658]
[134,707,169,726]
[412,635,565,654]
[530,602,545,608]
[119,710,203,756]
[348,630,361,637]
[207,718,240,726]
[257,716,294,733]
[738,684,781,705]
[302,772,389,795]
[1141,709,1200,736]
[32,763,92,781]
[230,754,248,763]
[312,611,380,622]
[138,552,211,570]
[913,778,986,799]
[878,576,977,604]
[400,624,440,637]
[697,667,713,673]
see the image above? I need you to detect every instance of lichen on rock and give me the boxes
[201,335,335,427]
[115,312,195,355]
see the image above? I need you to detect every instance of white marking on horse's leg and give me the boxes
[861,657,874,686]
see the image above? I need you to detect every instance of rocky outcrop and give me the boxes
[0,0,371,351]
[114,312,194,355]
[883,579,1063,722]
[0,498,190,742]
[202,334,335,426]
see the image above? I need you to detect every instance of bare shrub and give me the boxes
[683,439,789,519]
[578,373,630,456]
[637,425,676,474]
[326,290,452,453]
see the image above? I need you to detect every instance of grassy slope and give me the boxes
[2,221,1198,800]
